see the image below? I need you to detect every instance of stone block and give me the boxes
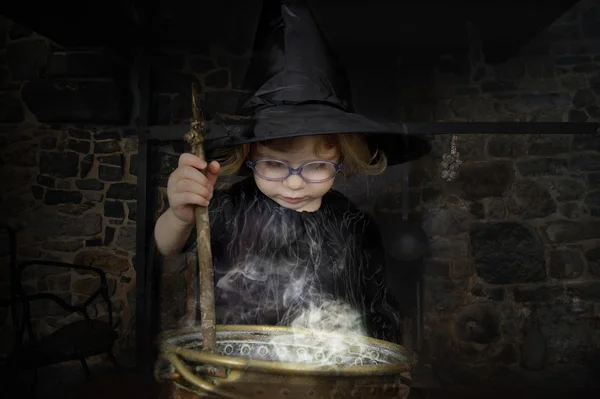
[85,238,102,247]
[129,154,138,176]
[471,222,546,284]
[572,89,596,109]
[66,139,90,153]
[104,226,115,245]
[116,226,136,251]
[566,282,600,301]
[543,220,600,244]
[568,109,588,122]
[40,137,57,149]
[7,39,49,81]
[558,201,585,219]
[454,304,500,344]
[27,210,103,237]
[452,161,514,201]
[453,260,474,279]
[106,183,137,201]
[95,140,120,154]
[80,154,94,178]
[0,93,24,123]
[99,165,123,182]
[516,157,568,177]
[22,79,131,124]
[590,74,600,96]
[585,246,600,275]
[586,105,600,119]
[570,153,600,172]
[422,206,471,237]
[74,250,130,275]
[559,74,587,92]
[572,133,600,152]
[75,179,104,191]
[94,131,120,141]
[585,190,600,207]
[56,202,94,216]
[508,180,556,219]
[514,285,563,303]
[429,236,469,258]
[36,175,55,188]
[553,178,586,201]
[556,55,591,65]
[505,93,571,113]
[104,201,125,219]
[42,241,83,253]
[470,202,484,219]
[127,202,136,221]
[44,189,83,205]
[589,173,600,190]
[424,259,450,278]
[548,250,584,279]
[526,56,555,79]
[487,135,527,158]
[527,135,572,156]
[68,128,93,140]
[39,151,79,178]
[572,63,600,74]
[46,273,71,291]
[471,284,504,301]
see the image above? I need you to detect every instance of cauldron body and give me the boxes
[156,325,417,399]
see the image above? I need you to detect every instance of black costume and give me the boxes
[184,177,402,344]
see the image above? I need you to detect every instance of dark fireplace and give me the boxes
[1,0,600,398]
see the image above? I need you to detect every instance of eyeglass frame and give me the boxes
[245,159,343,183]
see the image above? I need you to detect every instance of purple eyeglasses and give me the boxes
[245,159,343,183]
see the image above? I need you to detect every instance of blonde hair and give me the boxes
[209,133,387,178]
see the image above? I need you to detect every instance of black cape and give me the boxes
[183,178,403,344]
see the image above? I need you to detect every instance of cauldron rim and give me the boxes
[158,324,417,377]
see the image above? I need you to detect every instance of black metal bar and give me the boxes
[134,46,151,367]
[145,122,599,142]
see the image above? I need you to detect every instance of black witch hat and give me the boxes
[205,0,431,165]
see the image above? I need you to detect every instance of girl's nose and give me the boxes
[283,174,305,190]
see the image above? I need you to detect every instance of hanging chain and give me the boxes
[441,135,462,182]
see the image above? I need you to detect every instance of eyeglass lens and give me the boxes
[254,160,336,181]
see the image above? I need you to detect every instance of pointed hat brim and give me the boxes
[205,103,431,165]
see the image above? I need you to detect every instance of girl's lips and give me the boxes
[281,196,305,204]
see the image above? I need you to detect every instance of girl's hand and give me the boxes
[166,153,221,226]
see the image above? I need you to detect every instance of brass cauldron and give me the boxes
[155,325,417,398]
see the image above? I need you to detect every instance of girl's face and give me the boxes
[251,136,340,212]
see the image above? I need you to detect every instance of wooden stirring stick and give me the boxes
[184,82,216,353]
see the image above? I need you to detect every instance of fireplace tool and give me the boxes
[155,84,418,398]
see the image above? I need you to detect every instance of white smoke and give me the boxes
[186,181,396,365]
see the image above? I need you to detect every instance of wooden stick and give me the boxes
[184,82,216,353]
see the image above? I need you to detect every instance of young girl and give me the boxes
[154,1,426,396]
[154,133,402,344]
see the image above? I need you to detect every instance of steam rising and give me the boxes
[186,180,399,365]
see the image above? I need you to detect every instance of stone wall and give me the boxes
[0,17,137,356]
[337,0,600,390]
